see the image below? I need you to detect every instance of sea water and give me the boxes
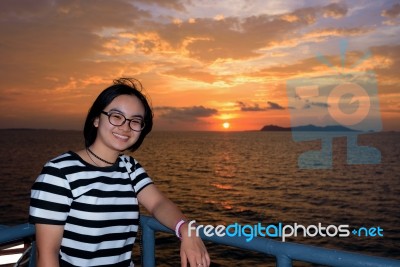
[0,129,399,266]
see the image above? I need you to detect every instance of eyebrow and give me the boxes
[108,108,144,119]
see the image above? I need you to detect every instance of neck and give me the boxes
[87,146,119,166]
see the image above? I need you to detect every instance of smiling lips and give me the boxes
[112,132,130,141]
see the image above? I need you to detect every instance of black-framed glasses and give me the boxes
[101,111,145,132]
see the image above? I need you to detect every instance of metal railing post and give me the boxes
[276,255,292,267]
[28,241,36,267]
[140,216,156,267]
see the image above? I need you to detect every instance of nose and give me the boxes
[119,120,131,131]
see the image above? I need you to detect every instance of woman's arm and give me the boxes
[35,224,64,267]
[138,184,210,267]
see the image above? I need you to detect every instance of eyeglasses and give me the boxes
[101,111,145,132]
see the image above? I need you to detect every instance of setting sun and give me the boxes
[222,122,230,129]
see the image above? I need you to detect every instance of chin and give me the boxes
[115,144,132,152]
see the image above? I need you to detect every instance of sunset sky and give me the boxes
[0,0,399,131]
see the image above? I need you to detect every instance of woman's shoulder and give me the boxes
[44,151,81,167]
[38,152,78,178]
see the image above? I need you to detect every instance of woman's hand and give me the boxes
[179,223,210,267]
[138,185,211,266]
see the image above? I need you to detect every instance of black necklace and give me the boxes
[87,147,115,165]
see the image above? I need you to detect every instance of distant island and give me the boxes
[260,124,359,132]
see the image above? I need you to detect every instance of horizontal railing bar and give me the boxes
[140,216,400,267]
[0,224,36,267]
[0,224,35,244]
[1,219,399,267]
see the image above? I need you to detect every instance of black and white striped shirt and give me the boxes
[29,151,153,267]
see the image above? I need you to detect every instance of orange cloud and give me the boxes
[0,1,399,131]
[163,67,218,83]
[322,3,347,18]
[152,3,349,63]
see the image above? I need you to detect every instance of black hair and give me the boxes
[83,78,153,152]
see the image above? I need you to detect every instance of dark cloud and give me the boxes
[237,101,285,111]
[155,105,218,121]
[302,101,329,110]
[292,95,330,110]
[135,0,187,11]
[310,102,329,108]
[237,101,265,111]
[267,101,285,110]
[381,3,400,18]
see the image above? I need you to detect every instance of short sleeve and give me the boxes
[29,161,72,225]
[130,157,153,195]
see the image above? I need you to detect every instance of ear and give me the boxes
[93,117,99,128]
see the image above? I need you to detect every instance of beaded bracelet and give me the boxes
[175,219,187,240]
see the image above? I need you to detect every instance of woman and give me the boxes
[29,78,210,267]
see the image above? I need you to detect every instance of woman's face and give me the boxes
[94,94,145,152]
